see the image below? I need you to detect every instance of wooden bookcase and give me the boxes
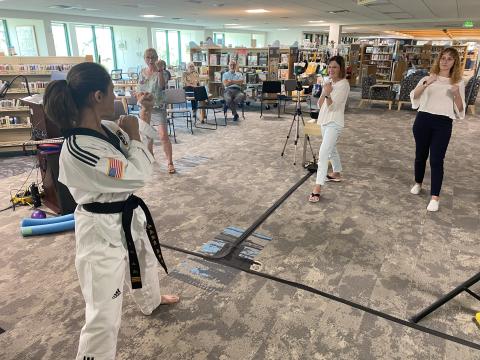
[0,55,92,152]
[190,47,293,97]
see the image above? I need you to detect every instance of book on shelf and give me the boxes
[281,53,289,64]
[220,53,230,66]
[237,54,247,66]
[199,66,209,76]
[247,54,258,66]
[209,54,219,66]
[278,69,289,80]
[258,54,268,66]
[214,71,223,82]
[258,72,267,82]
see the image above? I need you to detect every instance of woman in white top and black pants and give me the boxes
[309,56,350,202]
[410,47,465,212]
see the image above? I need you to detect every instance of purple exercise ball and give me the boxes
[31,209,47,219]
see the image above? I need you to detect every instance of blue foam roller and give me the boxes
[21,220,75,237]
[21,213,74,227]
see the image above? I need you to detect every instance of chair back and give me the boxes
[361,75,376,99]
[398,72,426,101]
[465,76,480,105]
[193,86,209,101]
[184,86,195,98]
[262,81,282,94]
[284,79,297,92]
[167,79,177,89]
[164,88,187,105]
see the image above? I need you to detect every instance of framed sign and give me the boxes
[16,26,38,56]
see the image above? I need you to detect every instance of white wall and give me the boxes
[5,18,48,56]
[113,25,149,73]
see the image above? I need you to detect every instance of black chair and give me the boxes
[278,79,298,114]
[260,81,282,118]
[193,86,226,129]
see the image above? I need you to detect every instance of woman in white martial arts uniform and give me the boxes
[43,62,179,360]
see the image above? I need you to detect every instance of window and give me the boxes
[224,32,251,48]
[213,32,224,46]
[252,34,265,48]
[0,20,9,55]
[74,25,117,71]
[94,26,116,72]
[51,23,70,56]
[154,29,183,66]
[154,30,168,63]
[168,31,180,66]
[75,25,95,58]
[180,30,203,65]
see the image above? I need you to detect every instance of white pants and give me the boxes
[74,206,161,360]
[315,122,343,186]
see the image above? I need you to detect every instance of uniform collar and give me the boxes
[63,126,122,154]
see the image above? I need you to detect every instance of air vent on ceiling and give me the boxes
[49,5,97,11]
[187,0,202,3]
[328,10,350,14]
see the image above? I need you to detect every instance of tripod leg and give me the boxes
[293,113,300,165]
[411,272,480,323]
[300,116,317,163]
[281,116,296,157]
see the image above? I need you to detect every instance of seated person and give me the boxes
[222,60,246,121]
[182,62,206,122]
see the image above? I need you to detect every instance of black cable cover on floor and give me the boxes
[162,243,480,351]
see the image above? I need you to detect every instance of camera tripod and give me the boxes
[280,82,316,166]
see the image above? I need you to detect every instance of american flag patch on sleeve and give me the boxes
[107,158,124,179]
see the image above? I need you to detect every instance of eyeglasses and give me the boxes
[145,56,158,60]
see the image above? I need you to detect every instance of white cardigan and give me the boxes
[410,75,465,120]
[316,78,350,127]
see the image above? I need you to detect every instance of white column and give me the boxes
[43,19,56,56]
[147,27,153,49]
[328,24,342,55]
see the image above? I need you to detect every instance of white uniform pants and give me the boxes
[74,207,161,360]
[315,122,343,186]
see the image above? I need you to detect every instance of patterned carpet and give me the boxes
[0,97,479,359]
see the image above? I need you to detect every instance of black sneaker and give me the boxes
[233,114,239,121]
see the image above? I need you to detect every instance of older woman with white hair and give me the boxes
[183,62,206,122]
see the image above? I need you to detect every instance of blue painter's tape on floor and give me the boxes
[224,226,272,241]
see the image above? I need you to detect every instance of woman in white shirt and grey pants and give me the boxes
[410,47,465,212]
[309,56,350,202]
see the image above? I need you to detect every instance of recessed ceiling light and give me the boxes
[141,14,164,18]
[308,20,325,23]
[245,9,270,13]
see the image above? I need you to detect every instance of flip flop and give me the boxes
[308,193,321,203]
[168,163,176,174]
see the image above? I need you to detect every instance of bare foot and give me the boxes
[161,294,180,305]
[167,163,176,174]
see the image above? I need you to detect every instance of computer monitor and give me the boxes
[50,70,68,81]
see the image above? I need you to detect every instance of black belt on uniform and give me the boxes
[83,194,168,289]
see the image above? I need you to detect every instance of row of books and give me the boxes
[209,53,269,66]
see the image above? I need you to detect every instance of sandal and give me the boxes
[326,174,342,182]
[168,163,176,174]
[308,193,321,203]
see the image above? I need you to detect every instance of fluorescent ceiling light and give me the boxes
[224,23,239,26]
[308,20,325,23]
[277,28,289,31]
[245,9,270,13]
[141,14,164,18]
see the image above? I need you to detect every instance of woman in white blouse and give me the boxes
[410,47,465,212]
[309,56,350,202]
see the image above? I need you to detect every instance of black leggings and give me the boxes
[412,111,452,196]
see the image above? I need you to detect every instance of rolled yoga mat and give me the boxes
[21,220,75,237]
[21,213,74,227]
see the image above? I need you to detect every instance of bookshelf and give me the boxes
[190,47,294,97]
[0,55,92,152]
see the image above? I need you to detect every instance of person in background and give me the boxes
[136,48,176,174]
[43,62,179,360]
[182,62,205,122]
[309,56,350,203]
[222,60,246,121]
[409,47,465,212]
